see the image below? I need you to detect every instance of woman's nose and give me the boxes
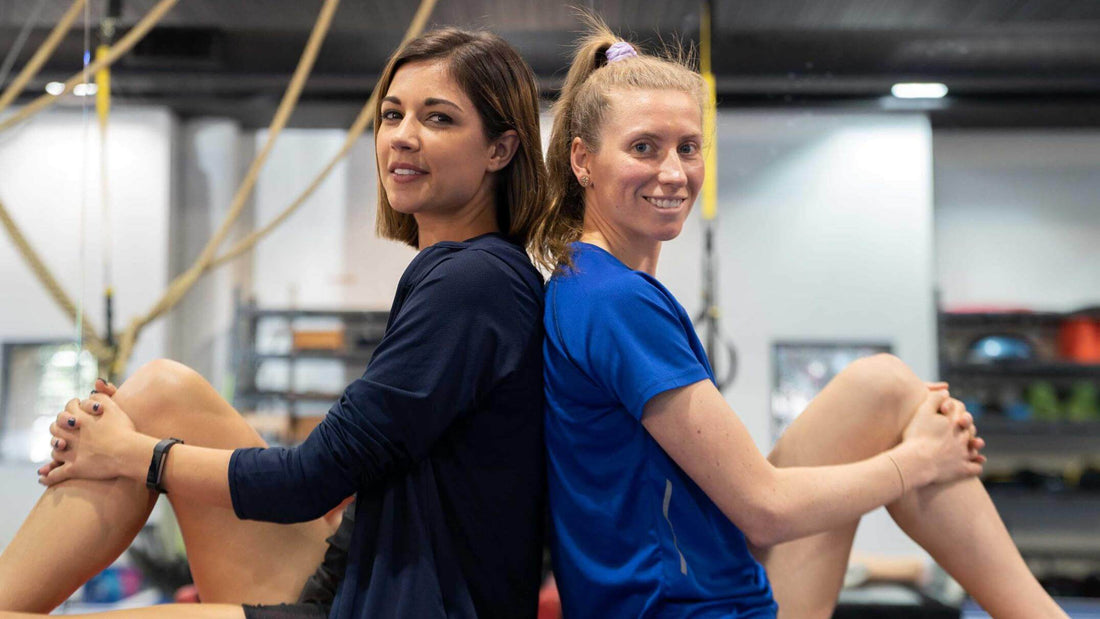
[657,151,686,185]
[390,118,420,151]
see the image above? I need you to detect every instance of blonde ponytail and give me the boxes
[530,13,703,272]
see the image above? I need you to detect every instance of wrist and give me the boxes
[888,444,932,490]
[122,434,160,482]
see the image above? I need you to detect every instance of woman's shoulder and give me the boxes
[413,240,542,308]
[549,263,677,334]
[552,253,662,304]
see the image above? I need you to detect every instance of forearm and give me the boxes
[117,434,233,509]
[758,447,922,545]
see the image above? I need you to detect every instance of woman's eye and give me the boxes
[427,112,452,124]
[679,143,700,155]
[381,109,401,121]
[632,142,652,154]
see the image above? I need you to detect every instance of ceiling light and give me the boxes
[890,83,948,99]
[72,83,97,97]
[45,81,65,95]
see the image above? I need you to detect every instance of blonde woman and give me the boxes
[532,19,1067,619]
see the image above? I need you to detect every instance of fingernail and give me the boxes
[67,417,75,427]
[93,403,99,412]
[97,377,106,384]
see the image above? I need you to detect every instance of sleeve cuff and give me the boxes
[628,368,712,420]
[227,447,247,519]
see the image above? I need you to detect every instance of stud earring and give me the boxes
[579,175,591,187]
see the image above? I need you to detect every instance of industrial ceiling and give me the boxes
[2,0,1099,127]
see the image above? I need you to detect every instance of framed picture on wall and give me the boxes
[1,341,97,463]
[771,341,892,444]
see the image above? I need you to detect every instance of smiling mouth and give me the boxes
[645,196,686,209]
[389,166,427,183]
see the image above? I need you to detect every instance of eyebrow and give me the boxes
[627,130,704,142]
[381,95,463,112]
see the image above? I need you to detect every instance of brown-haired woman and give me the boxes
[536,18,1068,619]
[1,28,548,619]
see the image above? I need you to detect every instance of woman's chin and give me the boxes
[653,225,685,243]
[386,198,423,216]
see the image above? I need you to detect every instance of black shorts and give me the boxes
[242,602,328,619]
[242,502,356,619]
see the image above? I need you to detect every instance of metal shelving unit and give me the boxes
[232,297,388,442]
[937,309,1100,585]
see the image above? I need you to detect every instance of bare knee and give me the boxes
[844,353,926,432]
[114,359,211,433]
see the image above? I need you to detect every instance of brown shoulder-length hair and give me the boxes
[373,28,548,264]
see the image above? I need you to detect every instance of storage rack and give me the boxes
[232,298,388,443]
[937,309,1100,586]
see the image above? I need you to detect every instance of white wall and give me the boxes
[251,130,350,308]
[934,130,1100,312]
[341,135,417,309]
[0,106,174,375]
[168,118,253,392]
[658,110,938,555]
[0,105,174,548]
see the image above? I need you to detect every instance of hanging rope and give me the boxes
[0,198,110,359]
[110,0,344,376]
[75,0,93,387]
[97,7,119,350]
[211,0,439,269]
[693,0,738,390]
[0,0,178,134]
[0,0,440,378]
[0,0,53,109]
[0,0,177,371]
[0,0,85,117]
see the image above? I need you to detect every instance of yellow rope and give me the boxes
[700,0,718,222]
[0,0,85,116]
[0,0,179,135]
[211,0,439,269]
[110,0,343,375]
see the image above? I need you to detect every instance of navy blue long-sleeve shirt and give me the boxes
[228,233,546,618]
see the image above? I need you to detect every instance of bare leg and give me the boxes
[754,354,1063,619]
[0,360,333,612]
[0,603,244,618]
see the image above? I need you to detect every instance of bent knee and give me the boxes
[845,354,925,424]
[126,358,207,397]
[116,359,209,427]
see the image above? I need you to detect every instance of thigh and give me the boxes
[753,356,925,618]
[1,604,245,618]
[114,361,336,605]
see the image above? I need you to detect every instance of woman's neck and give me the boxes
[415,192,500,249]
[579,228,661,276]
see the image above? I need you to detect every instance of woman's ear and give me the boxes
[487,130,520,172]
[570,136,591,182]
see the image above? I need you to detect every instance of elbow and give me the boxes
[741,514,781,549]
[738,497,793,549]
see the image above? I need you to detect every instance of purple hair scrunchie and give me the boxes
[605,41,638,63]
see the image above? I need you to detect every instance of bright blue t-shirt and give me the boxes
[544,242,777,618]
